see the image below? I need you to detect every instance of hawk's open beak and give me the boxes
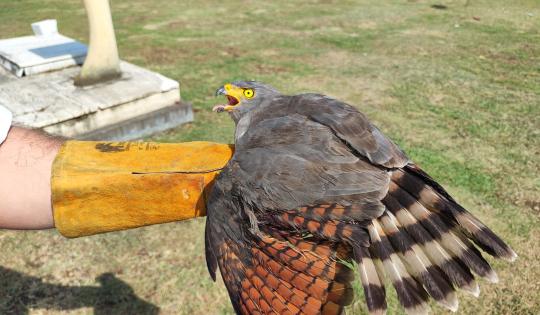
[215,86,226,96]
[213,83,243,113]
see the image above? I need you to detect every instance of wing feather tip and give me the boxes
[403,302,430,315]
[368,308,387,315]
[485,269,499,284]
[460,280,480,297]
[469,284,481,298]
[440,293,459,312]
[504,248,518,262]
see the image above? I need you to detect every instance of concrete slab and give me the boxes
[79,103,193,141]
[0,61,193,139]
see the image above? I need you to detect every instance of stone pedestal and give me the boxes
[0,61,192,140]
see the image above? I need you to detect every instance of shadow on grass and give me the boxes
[0,266,159,315]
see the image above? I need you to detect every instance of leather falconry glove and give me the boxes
[52,140,233,238]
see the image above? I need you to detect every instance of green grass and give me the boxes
[1,0,539,314]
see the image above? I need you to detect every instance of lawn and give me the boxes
[0,0,539,314]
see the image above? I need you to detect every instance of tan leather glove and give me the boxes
[52,141,233,238]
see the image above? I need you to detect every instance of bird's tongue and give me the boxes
[226,95,239,105]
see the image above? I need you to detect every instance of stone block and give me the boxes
[0,61,192,140]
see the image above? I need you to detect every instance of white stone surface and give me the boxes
[31,19,59,36]
[0,33,87,76]
[0,105,12,144]
[0,61,186,138]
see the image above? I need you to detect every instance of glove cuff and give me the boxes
[52,140,233,238]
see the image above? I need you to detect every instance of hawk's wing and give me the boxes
[243,93,410,168]
[205,94,516,314]
[205,174,357,314]
[230,94,399,215]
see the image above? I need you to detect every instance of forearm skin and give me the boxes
[0,127,64,229]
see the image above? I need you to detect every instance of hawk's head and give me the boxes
[213,81,280,118]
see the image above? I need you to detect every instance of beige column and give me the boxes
[74,0,121,86]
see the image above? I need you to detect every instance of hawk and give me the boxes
[205,81,516,314]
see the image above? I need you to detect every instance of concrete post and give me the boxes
[74,0,121,86]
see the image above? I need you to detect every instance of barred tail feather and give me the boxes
[378,211,458,311]
[353,245,387,315]
[367,221,430,315]
[361,164,516,313]
[382,194,480,296]
[387,181,497,282]
[395,165,517,262]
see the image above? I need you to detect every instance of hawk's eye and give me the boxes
[243,89,254,98]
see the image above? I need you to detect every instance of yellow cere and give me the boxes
[224,83,246,101]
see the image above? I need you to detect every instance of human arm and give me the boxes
[0,105,233,235]
[0,126,64,229]
[0,131,233,235]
